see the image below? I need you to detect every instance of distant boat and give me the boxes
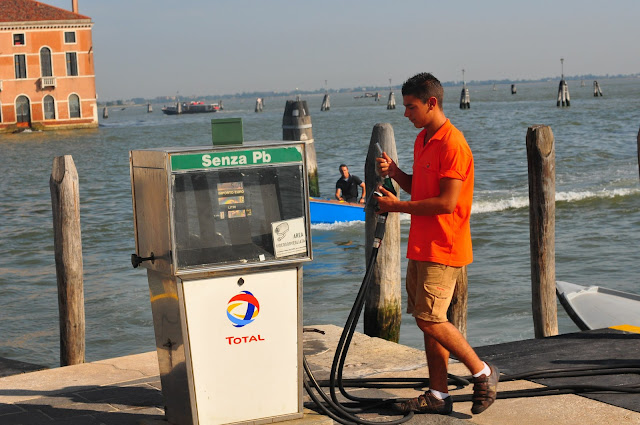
[162,101,220,115]
[309,198,364,224]
[556,281,640,331]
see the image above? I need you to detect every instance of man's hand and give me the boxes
[375,185,400,214]
[375,152,397,178]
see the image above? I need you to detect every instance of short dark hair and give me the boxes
[339,164,348,171]
[401,72,444,109]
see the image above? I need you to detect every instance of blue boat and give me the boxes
[309,198,365,224]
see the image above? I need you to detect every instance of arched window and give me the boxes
[44,95,55,119]
[16,95,31,125]
[69,94,80,118]
[40,47,52,77]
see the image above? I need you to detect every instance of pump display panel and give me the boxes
[172,163,307,270]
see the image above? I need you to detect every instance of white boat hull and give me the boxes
[556,281,640,330]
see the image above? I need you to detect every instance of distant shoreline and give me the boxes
[99,74,639,106]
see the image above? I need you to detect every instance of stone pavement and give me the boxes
[0,324,638,424]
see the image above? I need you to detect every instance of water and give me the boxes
[1,78,639,368]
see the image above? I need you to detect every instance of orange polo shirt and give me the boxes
[407,119,474,267]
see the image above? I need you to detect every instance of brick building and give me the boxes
[0,0,98,133]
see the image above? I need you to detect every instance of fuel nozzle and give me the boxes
[381,176,397,196]
[375,142,397,197]
[366,143,397,214]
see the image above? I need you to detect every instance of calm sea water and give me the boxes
[1,78,639,368]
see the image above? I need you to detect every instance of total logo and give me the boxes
[226,290,260,327]
[225,290,265,346]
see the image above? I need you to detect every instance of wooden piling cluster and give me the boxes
[102,107,108,119]
[557,58,570,107]
[364,123,402,342]
[50,155,85,366]
[387,91,396,110]
[255,98,264,113]
[460,86,470,109]
[147,103,153,113]
[321,93,330,111]
[557,80,570,107]
[511,84,517,95]
[282,100,320,197]
[459,70,470,109]
[593,81,603,97]
[526,125,558,338]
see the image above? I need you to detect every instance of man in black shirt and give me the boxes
[335,164,366,204]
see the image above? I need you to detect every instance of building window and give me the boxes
[64,31,76,43]
[40,47,53,77]
[15,55,27,79]
[16,96,31,124]
[44,95,56,119]
[69,94,81,118]
[66,52,78,76]
[13,34,25,46]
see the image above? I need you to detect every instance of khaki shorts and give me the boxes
[406,259,462,323]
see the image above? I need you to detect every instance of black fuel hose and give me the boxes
[303,213,416,425]
[303,213,640,424]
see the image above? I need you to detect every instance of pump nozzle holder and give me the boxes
[364,190,380,213]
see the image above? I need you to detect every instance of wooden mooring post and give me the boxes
[255,98,264,113]
[526,125,558,338]
[50,155,86,366]
[447,266,468,338]
[593,80,603,97]
[364,123,401,342]
[147,103,153,113]
[511,84,517,95]
[282,100,320,197]
[102,106,108,119]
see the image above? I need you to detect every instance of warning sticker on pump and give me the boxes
[272,217,307,258]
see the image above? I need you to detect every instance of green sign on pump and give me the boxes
[170,147,303,172]
[211,117,243,146]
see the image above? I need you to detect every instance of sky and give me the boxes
[44,0,640,101]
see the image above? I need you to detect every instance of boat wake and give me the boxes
[472,187,639,214]
[311,221,364,231]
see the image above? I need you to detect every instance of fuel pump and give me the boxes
[130,141,311,425]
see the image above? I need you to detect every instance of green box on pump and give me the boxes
[211,117,243,146]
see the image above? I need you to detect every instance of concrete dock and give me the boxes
[1,324,639,425]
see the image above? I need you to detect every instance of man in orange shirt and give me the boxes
[376,73,498,415]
